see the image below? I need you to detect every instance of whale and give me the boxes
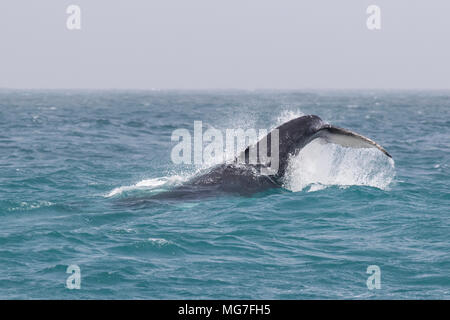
[121,115,392,204]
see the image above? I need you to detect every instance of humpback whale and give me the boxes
[124,115,392,204]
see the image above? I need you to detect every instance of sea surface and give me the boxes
[0,89,449,299]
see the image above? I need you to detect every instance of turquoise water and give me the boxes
[0,90,449,299]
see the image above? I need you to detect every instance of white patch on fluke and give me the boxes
[283,138,395,192]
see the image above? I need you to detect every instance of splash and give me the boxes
[274,109,305,128]
[283,138,395,192]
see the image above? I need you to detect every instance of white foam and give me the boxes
[106,175,186,197]
[147,238,172,246]
[7,201,55,212]
[283,138,395,192]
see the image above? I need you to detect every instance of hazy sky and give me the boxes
[0,0,449,89]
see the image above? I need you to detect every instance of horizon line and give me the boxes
[1,87,450,92]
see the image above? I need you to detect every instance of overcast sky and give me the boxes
[0,0,449,89]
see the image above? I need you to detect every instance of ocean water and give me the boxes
[0,89,449,299]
